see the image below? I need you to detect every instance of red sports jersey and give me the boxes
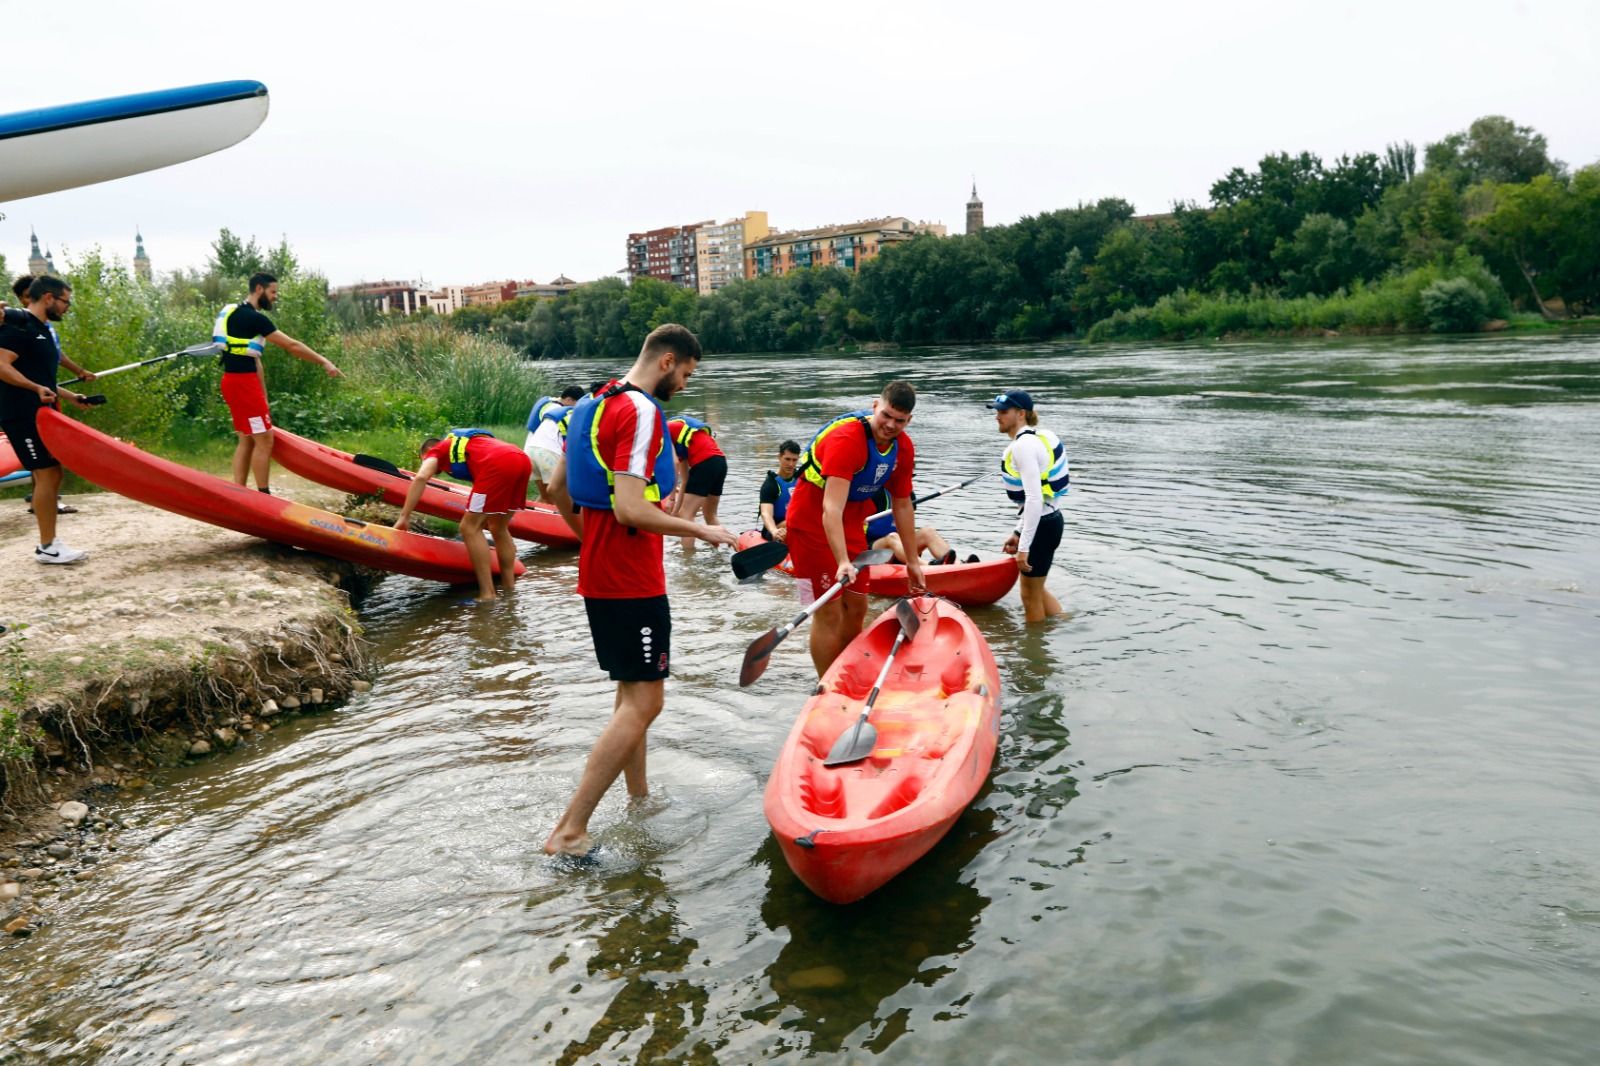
[578,384,668,599]
[785,422,915,554]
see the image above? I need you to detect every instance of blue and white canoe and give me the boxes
[0,81,269,202]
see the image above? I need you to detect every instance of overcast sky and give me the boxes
[3,0,1597,289]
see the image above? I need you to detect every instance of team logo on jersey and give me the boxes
[874,462,889,480]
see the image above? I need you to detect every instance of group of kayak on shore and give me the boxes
[2,272,1070,862]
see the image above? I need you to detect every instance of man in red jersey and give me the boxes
[393,428,533,602]
[665,414,726,549]
[785,380,925,677]
[541,324,738,860]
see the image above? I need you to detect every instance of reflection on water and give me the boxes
[4,334,1600,1064]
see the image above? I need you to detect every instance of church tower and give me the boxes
[966,181,984,236]
[28,228,48,275]
[134,229,151,281]
[45,246,56,274]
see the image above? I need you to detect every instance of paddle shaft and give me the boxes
[861,471,988,524]
[57,343,221,386]
[827,624,911,765]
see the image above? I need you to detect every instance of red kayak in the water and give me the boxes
[764,596,1001,904]
[857,556,1018,607]
[734,528,795,575]
[271,428,578,549]
[36,409,521,585]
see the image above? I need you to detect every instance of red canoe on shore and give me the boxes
[271,428,578,549]
[857,556,1018,607]
[37,409,521,585]
[764,596,1001,904]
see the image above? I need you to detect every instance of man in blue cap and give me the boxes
[989,388,1067,623]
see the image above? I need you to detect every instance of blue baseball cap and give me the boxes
[986,389,1034,412]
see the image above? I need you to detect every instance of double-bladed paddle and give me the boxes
[56,342,222,386]
[823,598,922,766]
[727,471,990,580]
[738,548,892,687]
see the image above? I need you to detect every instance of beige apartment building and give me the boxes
[694,211,770,294]
[744,217,946,278]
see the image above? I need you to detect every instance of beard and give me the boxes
[652,377,678,402]
[45,306,64,322]
[258,295,275,312]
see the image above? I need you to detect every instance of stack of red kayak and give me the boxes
[764,596,1001,903]
[36,409,521,585]
[272,428,578,549]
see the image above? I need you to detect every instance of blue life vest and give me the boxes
[444,428,494,480]
[525,395,562,432]
[798,410,899,502]
[1001,428,1070,504]
[669,415,713,460]
[565,383,676,511]
[767,469,796,524]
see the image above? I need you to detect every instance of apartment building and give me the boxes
[694,211,770,294]
[744,217,946,279]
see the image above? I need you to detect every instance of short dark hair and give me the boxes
[248,272,277,292]
[421,437,442,456]
[28,276,70,302]
[881,379,916,413]
[779,440,801,455]
[642,323,702,362]
[560,384,585,401]
[11,275,33,301]
[587,380,608,395]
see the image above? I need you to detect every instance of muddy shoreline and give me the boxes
[0,484,376,938]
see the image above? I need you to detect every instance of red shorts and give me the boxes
[786,526,866,604]
[220,372,272,434]
[466,449,532,514]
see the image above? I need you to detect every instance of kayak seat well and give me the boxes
[799,763,846,818]
[866,773,925,820]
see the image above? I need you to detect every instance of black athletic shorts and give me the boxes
[584,594,671,682]
[683,455,727,497]
[0,413,59,471]
[1025,509,1064,577]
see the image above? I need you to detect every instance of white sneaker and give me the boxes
[35,541,87,565]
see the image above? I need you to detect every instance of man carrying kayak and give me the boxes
[393,429,532,602]
[865,486,957,566]
[0,277,96,564]
[990,388,1066,623]
[523,384,585,498]
[542,324,738,860]
[786,381,925,676]
[214,273,341,494]
[757,439,801,541]
[665,413,727,550]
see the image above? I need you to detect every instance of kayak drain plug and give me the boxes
[795,829,827,849]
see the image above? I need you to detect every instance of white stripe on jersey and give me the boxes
[621,390,657,479]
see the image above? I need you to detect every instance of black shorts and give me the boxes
[0,413,59,471]
[683,455,727,497]
[1025,509,1064,577]
[584,594,671,682]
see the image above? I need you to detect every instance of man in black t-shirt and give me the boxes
[214,272,341,493]
[0,276,96,564]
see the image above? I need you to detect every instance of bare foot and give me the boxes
[543,829,594,857]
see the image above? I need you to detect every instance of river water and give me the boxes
[4,336,1599,1064]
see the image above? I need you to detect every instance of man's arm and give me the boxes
[821,476,856,581]
[546,456,584,539]
[392,456,441,529]
[890,495,926,592]
[0,347,63,406]
[265,330,341,377]
[613,474,736,545]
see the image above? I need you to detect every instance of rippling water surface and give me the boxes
[5,336,1600,1064]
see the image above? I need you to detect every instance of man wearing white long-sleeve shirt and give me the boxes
[989,389,1066,623]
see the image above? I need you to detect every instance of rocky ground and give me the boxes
[0,479,375,938]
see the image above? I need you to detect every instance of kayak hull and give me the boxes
[36,409,520,585]
[858,557,1018,606]
[764,596,1001,903]
[734,528,794,576]
[0,81,269,202]
[0,432,26,483]
[271,428,577,548]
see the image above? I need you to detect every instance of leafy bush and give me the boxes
[1420,277,1491,332]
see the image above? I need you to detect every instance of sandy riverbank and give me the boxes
[0,481,374,937]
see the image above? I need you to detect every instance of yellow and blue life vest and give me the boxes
[798,410,898,502]
[565,383,676,511]
[669,415,713,460]
[212,303,265,365]
[1001,428,1070,504]
[526,395,565,432]
[444,428,494,480]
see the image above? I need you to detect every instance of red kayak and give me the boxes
[0,432,27,483]
[857,556,1018,607]
[271,428,578,549]
[764,596,1001,903]
[734,528,795,575]
[36,409,522,585]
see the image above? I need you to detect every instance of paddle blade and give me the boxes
[732,539,789,581]
[353,453,405,477]
[823,718,877,766]
[851,548,894,569]
[894,597,922,641]
[739,628,781,687]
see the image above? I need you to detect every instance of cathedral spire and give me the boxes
[134,228,151,281]
[965,179,984,236]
